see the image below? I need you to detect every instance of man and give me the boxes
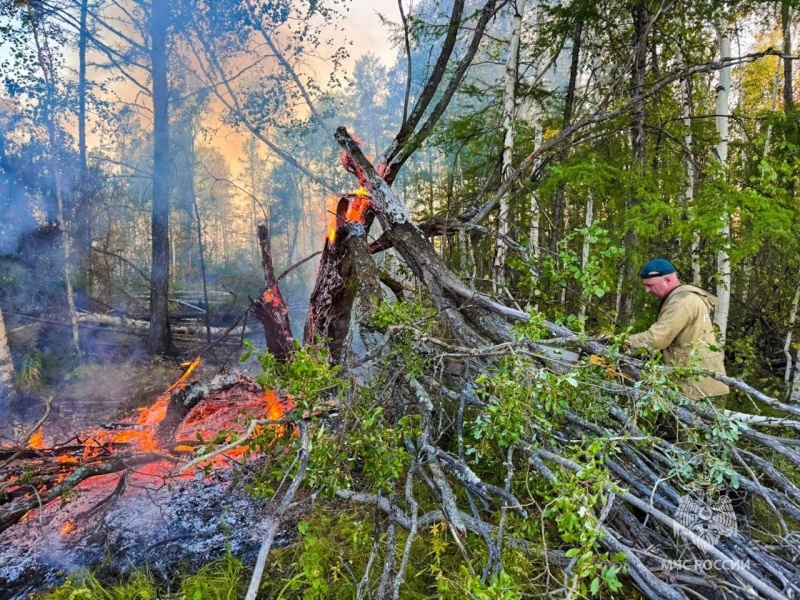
[627,258,729,399]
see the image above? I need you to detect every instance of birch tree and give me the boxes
[713,15,732,343]
[679,50,701,286]
[28,2,81,355]
[492,0,526,290]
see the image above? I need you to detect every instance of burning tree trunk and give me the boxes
[251,224,294,362]
[304,191,382,361]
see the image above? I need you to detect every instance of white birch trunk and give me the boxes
[459,228,468,274]
[492,0,526,291]
[529,100,543,267]
[0,305,16,405]
[527,1,547,280]
[792,347,800,403]
[713,17,732,344]
[784,274,800,384]
[579,190,594,320]
[679,51,701,286]
[31,5,81,355]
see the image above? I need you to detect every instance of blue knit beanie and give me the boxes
[639,258,676,279]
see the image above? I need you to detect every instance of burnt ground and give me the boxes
[0,376,298,600]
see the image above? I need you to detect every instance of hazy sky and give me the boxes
[345,0,399,66]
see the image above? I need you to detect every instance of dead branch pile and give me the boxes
[298,129,800,600]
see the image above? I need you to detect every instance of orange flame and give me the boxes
[28,428,45,449]
[264,389,293,422]
[61,520,74,535]
[326,190,372,244]
[346,188,371,223]
[326,194,339,243]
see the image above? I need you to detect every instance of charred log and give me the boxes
[335,127,522,347]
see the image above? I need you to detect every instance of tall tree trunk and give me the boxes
[492,0,526,290]
[30,4,81,354]
[784,273,800,387]
[782,2,797,199]
[193,197,211,344]
[78,0,88,175]
[679,51,701,286]
[620,0,648,321]
[529,31,546,275]
[147,0,173,354]
[792,348,800,403]
[713,16,732,343]
[77,0,92,297]
[782,2,795,121]
[0,305,16,407]
[549,21,582,256]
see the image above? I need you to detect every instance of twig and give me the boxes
[244,420,310,600]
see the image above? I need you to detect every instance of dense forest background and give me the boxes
[1,0,800,597]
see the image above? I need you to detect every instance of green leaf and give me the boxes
[590,577,601,595]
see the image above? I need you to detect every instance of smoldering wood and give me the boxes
[304,195,382,361]
[251,224,294,362]
[157,372,240,441]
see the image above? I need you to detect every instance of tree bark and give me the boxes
[579,190,593,321]
[304,195,382,362]
[146,0,173,355]
[549,21,582,257]
[784,272,800,386]
[492,0,526,291]
[253,224,294,363]
[713,16,732,343]
[620,0,648,321]
[782,1,795,121]
[78,0,88,174]
[679,50,701,286]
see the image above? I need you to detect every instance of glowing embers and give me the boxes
[326,188,372,244]
[61,520,74,535]
[175,387,295,462]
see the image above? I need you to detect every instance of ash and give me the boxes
[0,463,289,599]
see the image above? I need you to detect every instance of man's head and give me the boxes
[639,258,680,300]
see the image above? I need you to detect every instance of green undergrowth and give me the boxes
[39,554,246,600]
[257,507,546,599]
